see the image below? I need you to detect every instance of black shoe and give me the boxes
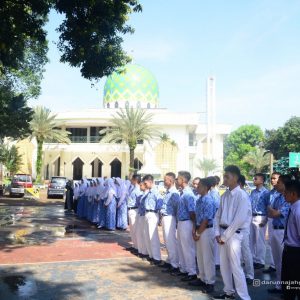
[211,293,235,300]
[181,274,197,282]
[253,263,264,269]
[170,270,188,277]
[162,267,178,273]
[215,264,220,270]
[147,257,153,262]
[263,266,276,273]
[150,259,161,266]
[246,278,253,285]
[188,278,206,287]
[157,261,171,268]
[267,288,282,294]
[201,284,214,294]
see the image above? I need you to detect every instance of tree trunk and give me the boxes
[36,139,43,183]
[129,147,135,178]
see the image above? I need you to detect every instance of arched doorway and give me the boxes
[134,158,143,172]
[110,158,121,178]
[73,157,84,180]
[91,158,103,177]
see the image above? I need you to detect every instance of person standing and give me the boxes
[160,172,180,272]
[171,171,197,282]
[65,180,74,211]
[192,177,216,294]
[213,165,250,300]
[115,178,128,230]
[192,177,201,196]
[263,172,281,274]
[142,174,162,265]
[249,173,269,269]
[267,175,290,294]
[104,178,117,231]
[126,175,142,252]
[281,179,300,300]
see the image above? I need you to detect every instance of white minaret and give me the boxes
[206,76,216,159]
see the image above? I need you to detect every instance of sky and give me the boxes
[30,0,300,130]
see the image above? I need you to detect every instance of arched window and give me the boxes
[115,102,119,108]
[110,158,122,178]
[147,103,151,109]
[72,157,84,180]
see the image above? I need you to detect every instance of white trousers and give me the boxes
[136,215,148,255]
[215,240,220,265]
[177,220,196,275]
[266,218,275,268]
[196,227,215,284]
[219,231,251,300]
[144,212,161,261]
[270,229,284,289]
[128,208,138,249]
[162,215,179,268]
[241,229,254,279]
[250,215,267,264]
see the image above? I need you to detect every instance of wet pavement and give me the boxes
[0,195,283,300]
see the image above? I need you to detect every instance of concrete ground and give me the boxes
[0,192,282,300]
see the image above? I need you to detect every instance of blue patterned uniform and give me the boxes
[267,189,279,206]
[176,186,196,221]
[210,188,220,211]
[160,186,179,216]
[127,185,141,208]
[105,192,117,230]
[138,193,146,216]
[271,193,290,227]
[143,187,163,211]
[250,186,269,215]
[195,194,215,226]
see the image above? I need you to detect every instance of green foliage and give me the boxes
[265,117,300,159]
[29,106,71,182]
[224,125,264,176]
[196,158,219,177]
[0,144,23,176]
[242,146,270,174]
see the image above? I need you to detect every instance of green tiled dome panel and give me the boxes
[103,64,159,105]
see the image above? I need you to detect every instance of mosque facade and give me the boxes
[40,64,231,180]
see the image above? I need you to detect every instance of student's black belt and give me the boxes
[220,225,241,233]
[145,209,157,213]
[128,207,138,210]
[283,245,300,253]
[273,225,284,230]
[179,219,190,222]
[252,213,266,216]
[196,224,213,229]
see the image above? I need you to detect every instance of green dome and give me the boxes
[103,64,159,108]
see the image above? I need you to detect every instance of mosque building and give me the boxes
[26,64,231,180]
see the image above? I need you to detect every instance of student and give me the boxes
[267,175,290,294]
[126,174,142,252]
[160,172,180,272]
[171,171,197,282]
[104,178,117,231]
[192,177,201,196]
[238,175,254,285]
[249,173,269,269]
[263,172,281,274]
[192,177,216,294]
[213,165,250,300]
[142,174,162,264]
[115,178,128,230]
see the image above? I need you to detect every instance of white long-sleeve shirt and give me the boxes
[214,185,249,242]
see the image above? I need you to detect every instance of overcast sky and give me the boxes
[29,0,300,131]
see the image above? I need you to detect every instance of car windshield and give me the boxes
[13,175,31,182]
[51,177,66,185]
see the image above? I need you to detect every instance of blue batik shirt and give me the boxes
[267,189,279,206]
[127,185,141,208]
[271,193,290,227]
[195,194,215,226]
[143,187,163,211]
[176,186,196,221]
[137,193,146,216]
[160,186,180,216]
[250,186,269,215]
[210,188,221,211]
[193,188,199,196]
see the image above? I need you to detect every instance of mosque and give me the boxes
[19,64,231,180]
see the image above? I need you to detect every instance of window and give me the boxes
[189,132,196,146]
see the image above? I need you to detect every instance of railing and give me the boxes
[69,136,101,143]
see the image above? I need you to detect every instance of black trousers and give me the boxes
[281,245,300,300]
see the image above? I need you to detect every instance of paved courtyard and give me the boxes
[0,194,282,299]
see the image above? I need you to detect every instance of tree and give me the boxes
[196,158,219,177]
[0,144,23,176]
[100,107,160,177]
[224,125,264,176]
[265,117,300,159]
[243,146,270,174]
[29,106,70,182]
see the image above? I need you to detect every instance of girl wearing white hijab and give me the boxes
[92,178,102,224]
[73,183,80,213]
[104,178,117,231]
[77,178,88,218]
[87,180,95,222]
[97,178,108,229]
[116,178,129,230]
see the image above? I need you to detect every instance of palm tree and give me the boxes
[29,106,70,182]
[196,158,219,177]
[243,146,270,173]
[100,107,161,177]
